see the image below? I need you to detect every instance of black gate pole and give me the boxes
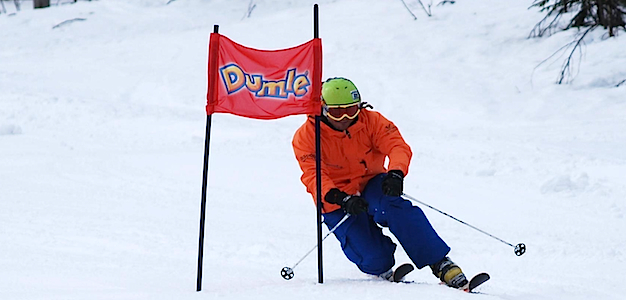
[313,4,324,284]
[197,24,220,292]
[315,111,323,284]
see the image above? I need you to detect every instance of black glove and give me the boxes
[382,170,404,196]
[325,188,369,215]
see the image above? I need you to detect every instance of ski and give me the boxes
[462,272,490,293]
[392,263,415,282]
[398,272,489,293]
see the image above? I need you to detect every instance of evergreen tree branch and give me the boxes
[557,26,595,84]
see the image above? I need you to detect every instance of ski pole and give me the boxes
[402,193,526,257]
[281,213,351,280]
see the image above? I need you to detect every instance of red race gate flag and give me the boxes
[206,33,322,119]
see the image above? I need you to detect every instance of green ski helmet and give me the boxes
[321,77,361,106]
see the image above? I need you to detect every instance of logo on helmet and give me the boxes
[351,90,360,101]
[219,64,311,99]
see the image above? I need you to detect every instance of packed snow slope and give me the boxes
[1,0,625,299]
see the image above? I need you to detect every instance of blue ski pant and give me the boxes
[323,174,450,276]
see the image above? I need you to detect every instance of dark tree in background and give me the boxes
[530,1,626,84]
[531,0,626,37]
[34,0,50,9]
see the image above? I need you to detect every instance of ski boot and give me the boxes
[430,257,468,288]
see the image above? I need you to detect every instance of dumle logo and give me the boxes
[219,64,311,99]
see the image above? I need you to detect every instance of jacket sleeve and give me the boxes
[369,111,412,176]
[292,123,341,212]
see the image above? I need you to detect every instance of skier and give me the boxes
[292,77,468,287]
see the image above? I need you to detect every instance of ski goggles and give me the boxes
[323,103,361,121]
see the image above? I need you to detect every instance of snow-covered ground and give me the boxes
[1,0,625,299]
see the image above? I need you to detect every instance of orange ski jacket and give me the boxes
[292,109,412,213]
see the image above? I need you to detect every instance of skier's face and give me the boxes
[323,102,360,131]
[327,116,354,131]
[323,102,360,122]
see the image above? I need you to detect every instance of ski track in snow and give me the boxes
[1,1,625,299]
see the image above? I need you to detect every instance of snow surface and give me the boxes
[1,0,625,299]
